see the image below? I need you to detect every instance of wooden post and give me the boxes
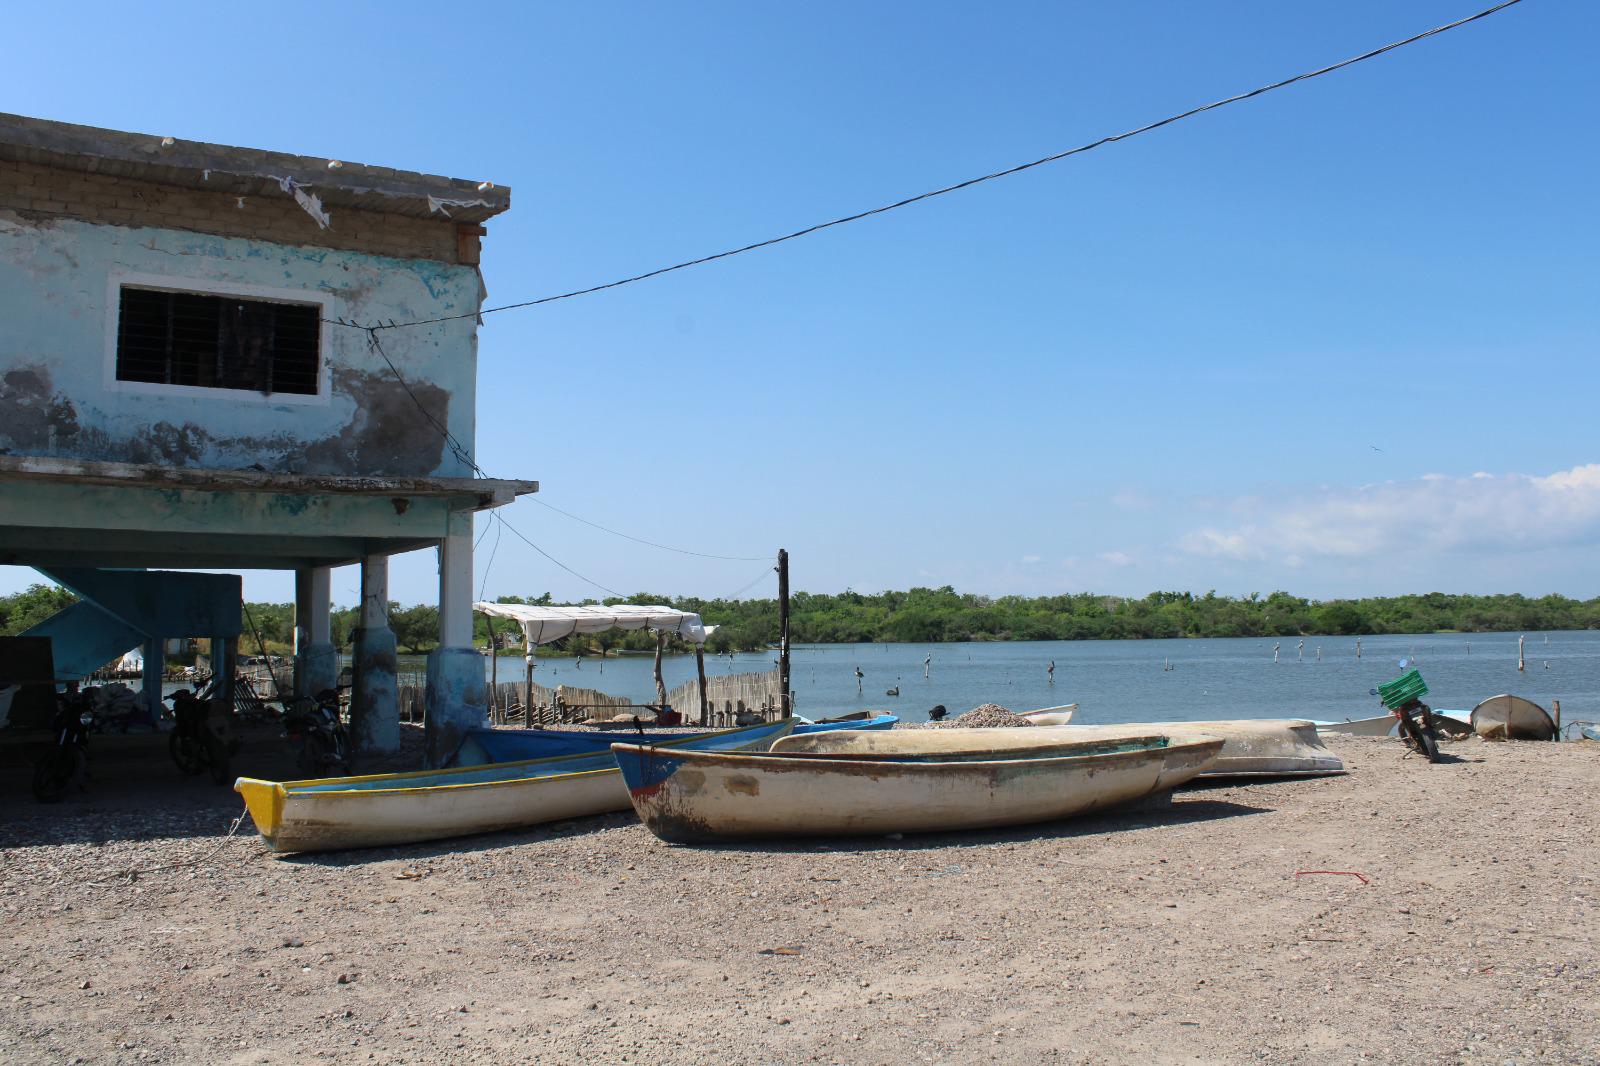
[695,643,709,725]
[777,548,792,719]
[486,614,499,724]
[1552,699,1561,742]
[653,630,668,710]
[524,651,535,729]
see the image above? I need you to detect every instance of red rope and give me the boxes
[1294,870,1371,885]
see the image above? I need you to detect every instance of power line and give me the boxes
[720,566,776,602]
[366,310,773,574]
[527,497,768,561]
[365,325,761,592]
[491,512,627,599]
[477,513,503,601]
[331,0,1525,335]
[358,327,484,475]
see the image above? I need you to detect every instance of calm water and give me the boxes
[483,631,1600,725]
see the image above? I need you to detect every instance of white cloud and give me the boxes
[1020,554,1041,564]
[1098,550,1135,567]
[1110,489,1154,510]
[1179,463,1600,563]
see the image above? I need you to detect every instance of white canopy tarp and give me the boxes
[473,602,717,646]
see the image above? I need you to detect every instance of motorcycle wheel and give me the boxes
[32,747,85,802]
[1417,713,1442,763]
[206,738,233,785]
[169,733,207,775]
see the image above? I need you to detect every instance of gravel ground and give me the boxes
[1,732,1597,1064]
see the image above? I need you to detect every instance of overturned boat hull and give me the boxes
[235,720,792,855]
[1470,695,1556,741]
[613,735,1223,843]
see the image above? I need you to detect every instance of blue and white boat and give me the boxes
[450,714,896,765]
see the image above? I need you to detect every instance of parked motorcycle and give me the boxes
[33,687,95,802]
[282,688,351,777]
[166,688,237,785]
[1377,667,1442,764]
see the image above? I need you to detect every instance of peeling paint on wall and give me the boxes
[0,215,481,477]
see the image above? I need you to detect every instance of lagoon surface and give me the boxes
[490,630,1599,725]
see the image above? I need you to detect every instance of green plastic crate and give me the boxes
[1377,668,1428,710]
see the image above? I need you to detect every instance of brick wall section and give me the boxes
[0,159,464,263]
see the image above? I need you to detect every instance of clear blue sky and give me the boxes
[4,1,1596,607]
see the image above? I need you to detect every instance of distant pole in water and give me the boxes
[1273,642,1280,663]
[1518,634,1526,672]
[1316,646,1322,662]
[923,654,932,679]
[1297,639,1304,662]
[1047,659,1055,683]
[1356,636,1361,659]
[1466,641,1471,656]
[854,665,864,693]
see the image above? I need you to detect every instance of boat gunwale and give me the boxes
[235,719,793,798]
[611,734,1222,776]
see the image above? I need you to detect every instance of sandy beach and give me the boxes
[1,731,1596,1064]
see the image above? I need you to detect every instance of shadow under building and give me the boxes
[0,112,536,765]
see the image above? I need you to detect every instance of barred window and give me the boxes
[115,286,321,396]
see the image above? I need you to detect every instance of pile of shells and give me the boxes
[933,703,1033,728]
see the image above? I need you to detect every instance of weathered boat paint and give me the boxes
[1470,695,1556,741]
[774,719,1343,777]
[612,735,1223,843]
[234,719,792,854]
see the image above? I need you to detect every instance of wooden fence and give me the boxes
[397,668,789,728]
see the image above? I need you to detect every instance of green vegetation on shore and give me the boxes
[6,584,1599,656]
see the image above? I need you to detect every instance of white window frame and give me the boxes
[103,272,333,406]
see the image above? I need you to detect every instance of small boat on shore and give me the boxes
[794,713,899,734]
[235,719,792,855]
[1316,715,1396,737]
[1317,710,1472,737]
[613,734,1223,843]
[775,719,1343,778]
[452,714,894,765]
[1020,704,1077,726]
[1470,695,1556,741]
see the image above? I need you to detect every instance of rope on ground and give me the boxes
[86,810,257,885]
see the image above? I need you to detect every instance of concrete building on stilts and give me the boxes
[0,112,535,765]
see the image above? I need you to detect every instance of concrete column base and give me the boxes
[350,626,400,756]
[141,637,163,727]
[295,642,339,700]
[425,646,487,768]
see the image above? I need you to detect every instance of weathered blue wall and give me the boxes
[0,214,482,477]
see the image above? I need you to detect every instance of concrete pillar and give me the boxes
[425,510,485,767]
[294,566,338,699]
[351,554,400,756]
[141,636,163,725]
[210,632,236,705]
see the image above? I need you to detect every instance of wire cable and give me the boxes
[719,566,776,602]
[492,512,627,599]
[526,496,769,561]
[477,512,503,601]
[331,0,1525,335]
